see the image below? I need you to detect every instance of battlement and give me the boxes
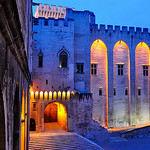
[90,24,150,35]
[34,3,75,19]
[30,90,92,101]
[33,17,74,27]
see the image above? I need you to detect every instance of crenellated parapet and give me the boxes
[33,17,74,27]
[34,3,75,19]
[90,24,150,35]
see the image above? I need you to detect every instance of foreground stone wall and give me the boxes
[0,0,32,149]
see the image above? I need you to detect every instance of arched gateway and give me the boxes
[44,102,67,131]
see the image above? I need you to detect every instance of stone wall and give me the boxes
[0,0,32,149]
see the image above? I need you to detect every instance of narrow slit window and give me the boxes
[114,88,116,96]
[38,51,43,67]
[99,88,102,96]
[125,88,128,95]
[46,80,48,85]
[138,89,141,96]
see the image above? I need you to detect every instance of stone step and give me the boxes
[29,132,103,150]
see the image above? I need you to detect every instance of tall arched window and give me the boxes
[38,50,43,67]
[59,51,68,68]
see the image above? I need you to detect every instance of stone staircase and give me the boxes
[29,132,103,150]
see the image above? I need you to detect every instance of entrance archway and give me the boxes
[0,86,5,150]
[44,102,67,131]
[30,118,36,131]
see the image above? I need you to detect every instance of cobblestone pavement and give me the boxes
[29,131,103,150]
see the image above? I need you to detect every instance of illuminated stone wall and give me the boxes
[135,43,150,125]
[113,41,130,127]
[90,27,150,128]
[30,92,93,132]
[33,4,150,130]
[91,40,108,127]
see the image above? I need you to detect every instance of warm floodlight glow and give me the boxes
[71,91,75,95]
[91,39,108,128]
[44,91,48,99]
[62,91,66,99]
[35,91,38,99]
[53,91,57,99]
[58,91,61,99]
[49,91,52,100]
[40,91,43,99]
[67,91,70,99]
[44,102,67,131]
[31,91,34,99]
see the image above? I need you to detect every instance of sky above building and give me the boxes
[33,0,150,29]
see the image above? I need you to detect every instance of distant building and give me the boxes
[31,3,150,136]
[0,0,32,149]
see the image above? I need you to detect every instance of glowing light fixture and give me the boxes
[67,91,70,99]
[44,91,48,99]
[40,91,43,99]
[49,91,52,100]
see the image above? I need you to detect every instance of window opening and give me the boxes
[76,63,84,73]
[59,51,68,68]
[143,65,148,76]
[118,64,124,75]
[91,64,97,75]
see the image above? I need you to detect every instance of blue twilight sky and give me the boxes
[32,0,150,29]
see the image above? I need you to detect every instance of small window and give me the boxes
[138,89,141,96]
[125,88,128,95]
[118,64,124,76]
[99,88,102,96]
[46,80,48,85]
[59,51,68,68]
[143,65,148,76]
[38,51,43,67]
[34,20,39,25]
[114,88,116,96]
[33,103,36,111]
[91,64,97,75]
[44,20,48,26]
[76,63,84,73]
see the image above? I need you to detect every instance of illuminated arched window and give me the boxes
[59,51,68,68]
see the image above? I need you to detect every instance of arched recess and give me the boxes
[30,118,36,131]
[0,85,5,150]
[90,39,108,128]
[135,42,150,125]
[59,51,68,68]
[113,41,130,127]
[13,82,20,150]
[44,102,67,131]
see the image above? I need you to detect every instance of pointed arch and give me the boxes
[135,42,150,125]
[113,40,130,127]
[91,39,108,128]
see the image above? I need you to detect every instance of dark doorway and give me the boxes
[13,83,20,150]
[0,86,5,150]
[44,103,57,123]
[30,118,36,131]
